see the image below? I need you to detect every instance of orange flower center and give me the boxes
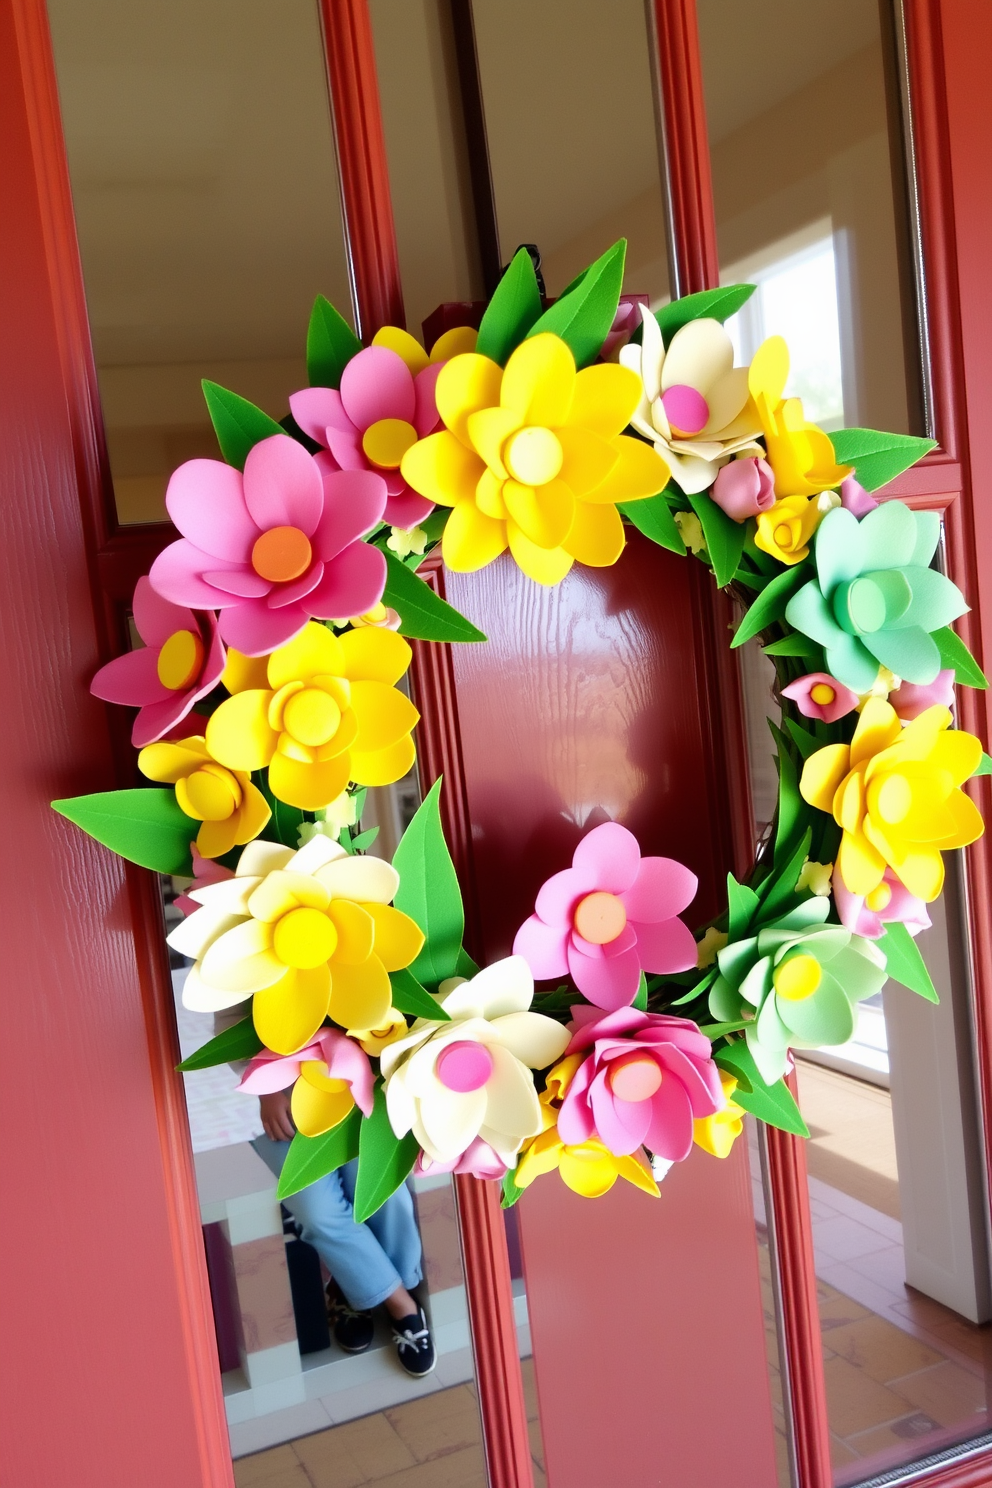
[573,891,627,945]
[608,1055,663,1102]
[157,628,204,690]
[252,525,312,582]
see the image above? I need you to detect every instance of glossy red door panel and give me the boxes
[442,536,779,1487]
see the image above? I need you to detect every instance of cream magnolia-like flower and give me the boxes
[167,834,423,1055]
[380,956,570,1167]
[620,308,763,494]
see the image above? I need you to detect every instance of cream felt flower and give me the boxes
[620,309,763,494]
[379,956,570,1167]
[167,834,424,1055]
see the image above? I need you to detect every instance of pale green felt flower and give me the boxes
[709,898,887,1084]
[784,502,967,691]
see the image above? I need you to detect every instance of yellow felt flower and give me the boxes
[514,1054,659,1199]
[205,622,419,811]
[400,333,670,585]
[754,495,822,565]
[800,699,984,902]
[748,337,851,498]
[693,1072,745,1158]
[168,835,425,1054]
[138,735,271,859]
[347,1007,409,1057]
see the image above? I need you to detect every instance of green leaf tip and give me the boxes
[52,788,196,875]
[201,380,284,470]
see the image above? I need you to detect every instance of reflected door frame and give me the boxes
[649,1,992,1486]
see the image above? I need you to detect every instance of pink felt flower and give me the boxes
[289,347,442,529]
[782,672,860,724]
[90,577,226,747]
[238,1027,375,1115]
[512,822,698,1011]
[832,866,931,941]
[149,435,388,656]
[558,1005,725,1162]
[600,295,649,361]
[890,669,955,720]
[711,456,776,522]
[174,846,235,917]
[414,1137,509,1181]
[840,476,878,517]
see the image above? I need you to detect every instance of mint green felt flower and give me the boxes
[784,502,967,691]
[708,898,887,1084]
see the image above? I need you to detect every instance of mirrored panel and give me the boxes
[48,0,354,525]
[697,0,925,437]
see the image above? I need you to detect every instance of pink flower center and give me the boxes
[573,891,627,945]
[252,525,312,582]
[608,1054,663,1103]
[436,1040,494,1093]
[157,628,204,690]
[661,384,709,438]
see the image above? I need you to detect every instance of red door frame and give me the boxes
[652,2,992,1486]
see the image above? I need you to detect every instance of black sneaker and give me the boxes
[326,1284,374,1354]
[391,1305,436,1377]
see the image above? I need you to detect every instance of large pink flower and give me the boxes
[149,434,388,656]
[238,1027,374,1116]
[90,576,226,747]
[558,1005,725,1161]
[512,822,698,1011]
[832,865,931,940]
[289,347,442,529]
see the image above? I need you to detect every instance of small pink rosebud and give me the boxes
[711,457,776,522]
[889,669,955,720]
[840,476,878,517]
[782,672,860,724]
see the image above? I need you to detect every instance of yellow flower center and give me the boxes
[299,1059,349,1093]
[283,687,342,747]
[866,882,893,911]
[875,773,912,824]
[273,906,338,968]
[773,953,822,1001]
[774,521,797,550]
[359,602,388,624]
[157,629,204,690]
[573,891,627,945]
[810,683,835,705]
[362,418,419,469]
[251,525,312,582]
[503,426,563,486]
[177,762,242,822]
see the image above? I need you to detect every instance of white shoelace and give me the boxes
[393,1320,430,1353]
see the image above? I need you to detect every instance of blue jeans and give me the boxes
[252,1136,423,1311]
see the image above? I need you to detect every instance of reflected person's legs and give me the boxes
[252,1136,422,1310]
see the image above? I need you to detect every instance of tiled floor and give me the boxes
[234,1361,545,1488]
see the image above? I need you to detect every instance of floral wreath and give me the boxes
[54,239,990,1217]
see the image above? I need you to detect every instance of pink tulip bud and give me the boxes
[840,476,878,517]
[889,670,955,720]
[711,457,776,522]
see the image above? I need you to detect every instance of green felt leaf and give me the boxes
[177,1016,263,1071]
[344,826,380,855]
[389,966,450,1022]
[714,1042,809,1136]
[762,633,823,660]
[655,284,756,345]
[417,508,450,548]
[526,240,626,368]
[934,625,988,688]
[201,380,284,470]
[354,1085,421,1222]
[687,490,746,588]
[974,753,992,777]
[476,247,544,366]
[52,788,196,874]
[879,921,939,1003]
[727,874,760,940]
[619,493,686,555]
[699,1020,748,1038]
[381,548,486,643]
[455,945,480,978]
[393,779,465,988]
[501,1169,525,1209]
[732,564,811,648]
[770,722,801,858]
[633,971,648,1011]
[277,1108,362,1199]
[758,828,813,926]
[254,773,306,848]
[829,428,937,492]
[785,719,821,760]
[306,295,362,389]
